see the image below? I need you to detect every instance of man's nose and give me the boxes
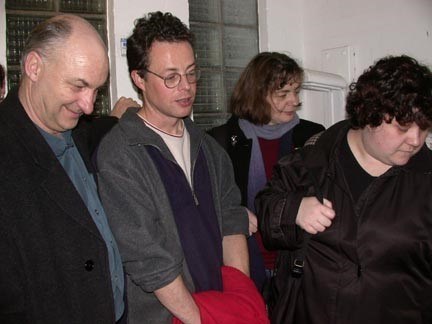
[78,89,97,115]
[177,74,192,91]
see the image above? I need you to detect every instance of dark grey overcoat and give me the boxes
[0,89,118,324]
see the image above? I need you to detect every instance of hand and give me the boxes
[246,208,258,236]
[296,197,335,234]
[110,96,141,118]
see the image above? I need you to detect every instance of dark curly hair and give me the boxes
[230,52,303,125]
[126,11,194,75]
[346,55,432,130]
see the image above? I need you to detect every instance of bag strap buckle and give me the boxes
[291,258,304,278]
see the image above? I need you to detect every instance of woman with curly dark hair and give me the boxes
[256,55,432,323]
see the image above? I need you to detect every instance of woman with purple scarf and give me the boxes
[208,52,324,301]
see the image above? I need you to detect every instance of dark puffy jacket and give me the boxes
[256,120,432,324]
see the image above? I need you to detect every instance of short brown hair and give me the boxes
[230,52,303,125]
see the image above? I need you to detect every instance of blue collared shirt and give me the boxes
[40,129,125,321]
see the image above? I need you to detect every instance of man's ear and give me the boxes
[23,51,44,82]
[131,70,146,92]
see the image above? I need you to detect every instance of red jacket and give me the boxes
[173,266,269,324]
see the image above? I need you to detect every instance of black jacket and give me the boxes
[208,115,325,206]
[0,89,118,324]
[257,120,432,324]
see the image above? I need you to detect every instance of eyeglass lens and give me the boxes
[164,70,200,88]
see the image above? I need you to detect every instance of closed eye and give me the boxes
[165,73,179,81]
[72,84,86,92]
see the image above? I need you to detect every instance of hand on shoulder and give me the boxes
[110,96,141,118]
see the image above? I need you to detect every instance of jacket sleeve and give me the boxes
[204,135,249,237]
[255,147,317,250]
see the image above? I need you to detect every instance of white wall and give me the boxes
[262,0,432,84]
[258,0,304,64]
[258,0,432,127]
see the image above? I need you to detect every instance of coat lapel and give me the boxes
[4,90,103,239]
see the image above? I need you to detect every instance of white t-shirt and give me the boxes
[143,119,192,185]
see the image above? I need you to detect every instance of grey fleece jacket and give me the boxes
[97,108,248,324]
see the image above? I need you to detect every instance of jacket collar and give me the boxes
[1,88,96,173]
[0,88,103,237]
[1,88,60,171]
[226,115,249,145]
[118,107,205,162]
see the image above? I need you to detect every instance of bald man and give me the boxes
[0,15,125,323]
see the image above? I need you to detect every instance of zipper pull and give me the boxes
[193,191,199,206]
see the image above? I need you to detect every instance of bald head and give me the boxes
[18,14,109,134]
[21,14,107,72]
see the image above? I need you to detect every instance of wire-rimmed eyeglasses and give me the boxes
[143,68,201,89]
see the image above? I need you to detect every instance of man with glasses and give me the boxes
[97,12,250,323]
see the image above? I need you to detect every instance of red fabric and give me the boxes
[172,266,269,324]
[257,137,281,180]
[257,137,280,269]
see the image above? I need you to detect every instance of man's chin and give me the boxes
[61,119,80,132]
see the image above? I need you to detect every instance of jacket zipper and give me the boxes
[142,142,200,206]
